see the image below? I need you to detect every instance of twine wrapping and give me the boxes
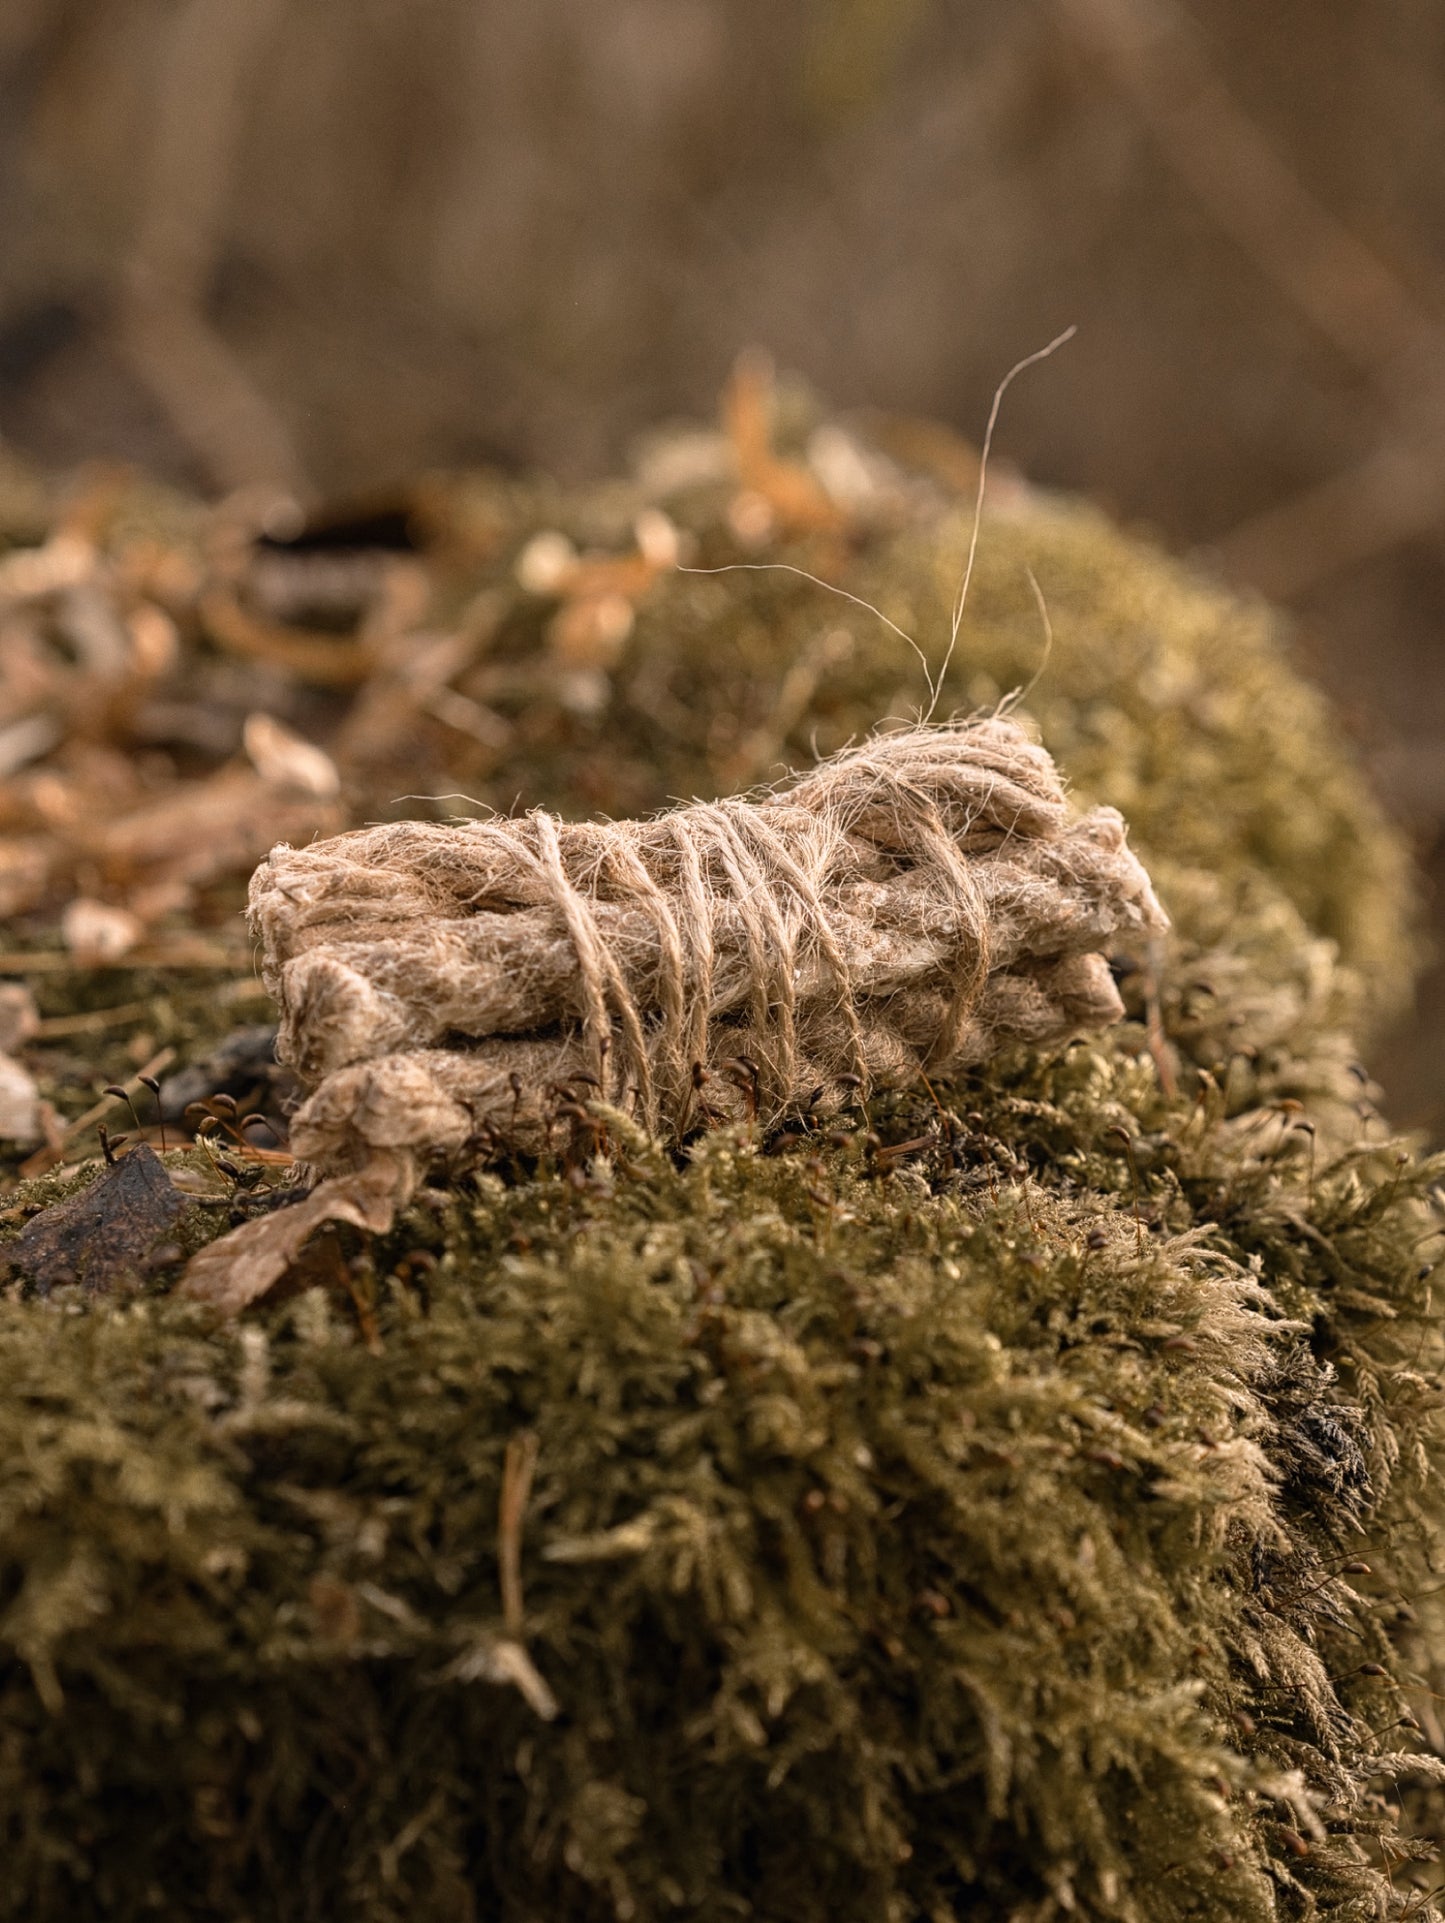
[183,717,1167,1309]
[252,718,1167,1174]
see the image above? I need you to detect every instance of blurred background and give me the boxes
[0,0,1441,1123]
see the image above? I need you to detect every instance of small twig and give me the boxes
[1058,0,1445,597]
[0,946,247,974]
[1142,934,1177,1098]
[35,999,157,1039]
[1057,0,1445,396]
[499,1431,540,1638]
[118,0,305,494]
[1104,1124,1147,1254]
[1211,439,1445,602]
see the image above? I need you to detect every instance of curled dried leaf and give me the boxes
[243,712,341,799]
[180,1150,413,1315]
[3,1143,186,1291]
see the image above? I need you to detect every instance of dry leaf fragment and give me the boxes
[441,1636,558,1721]
[634,508,682,569]
[180,1150,413,1315]
[547,592,635,670]
[87,767,345,893]
[0,839,53,918]
[0,983,42,1146]
[723,348,846,541]
[243,712,341,799]
[514,531,577,594]
[199,586,376,687]
[863,412,983,494]
[0,532,95,601]
[0,1053,42,1144]
[805,424,892,512]
[0,713,63,781]
[2,1144,186,1292]
[62,898,143,961]
[517,512,682,683]
[0,983,39,1054]
[125,602,180,677]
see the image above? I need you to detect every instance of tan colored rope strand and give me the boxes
[604,832,688,1133]
[710,801,800,1108]
[243,719,1169,1175]
[666,813,717,1130]
[728,802,869,1089]
[530,810,652,1116]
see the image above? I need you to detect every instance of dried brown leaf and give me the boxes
[179,1150,413,1315]
[2,1143,186,1292]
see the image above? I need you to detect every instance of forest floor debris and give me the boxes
[0,367,1439,1919]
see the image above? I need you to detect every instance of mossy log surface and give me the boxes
[0,398,1442,1920]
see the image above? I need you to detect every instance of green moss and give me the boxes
[3,1043,1442,1920]
[0,423,1440,1919]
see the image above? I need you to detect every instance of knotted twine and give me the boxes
[184,718,1167,1310]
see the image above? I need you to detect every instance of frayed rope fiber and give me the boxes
[184,719,1166,1309]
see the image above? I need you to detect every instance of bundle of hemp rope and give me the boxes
[184,718,1165,1309]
